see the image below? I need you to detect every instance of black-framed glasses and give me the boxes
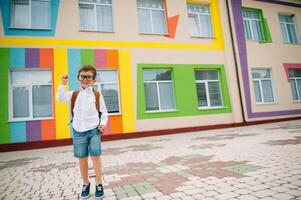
[78,75,94,81]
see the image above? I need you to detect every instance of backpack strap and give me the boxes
[71,90,80,118]
[93,88,101,119]
[71,89,101,118]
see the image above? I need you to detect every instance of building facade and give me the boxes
[0,0,300,147]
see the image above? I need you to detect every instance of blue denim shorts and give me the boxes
[72,127,101,158]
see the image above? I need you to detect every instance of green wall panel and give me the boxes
[137,64,232,119]
[81,49,95,66]
[0,48,10,144]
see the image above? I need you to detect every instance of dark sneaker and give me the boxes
[95,184,104,199]
[81,182,90,199]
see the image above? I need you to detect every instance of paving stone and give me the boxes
[252,189,276,198]
[234,188,252,195]
[215,192,239,200]
[272,193,294,200]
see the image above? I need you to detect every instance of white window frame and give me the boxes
[143,70,176,112]
[252,69,276,104]
[242,10,264,41]
[195,70,223,109]
[289,69,301,102]
[78,0,113,32]
[279,13,300,44]
[137,0,167,35]
[93,69,121,115]
[10,0,51,29]
[9,69,53,122]
[187,4,213,38]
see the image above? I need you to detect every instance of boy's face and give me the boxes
[78,71,96,89]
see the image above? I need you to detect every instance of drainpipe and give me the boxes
[225,0,247,122]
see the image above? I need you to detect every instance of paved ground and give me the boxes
[1,120,301,200]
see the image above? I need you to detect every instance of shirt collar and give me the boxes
[79,86,93,92]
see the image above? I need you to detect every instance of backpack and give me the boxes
[71,89,102,118]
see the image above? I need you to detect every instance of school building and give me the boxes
[0,0,300,150]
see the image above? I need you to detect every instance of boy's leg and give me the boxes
[90,156,103,184]
[79,157,89,185]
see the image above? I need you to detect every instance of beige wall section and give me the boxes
[242,0,301,113]
[55,0,212,44]
[136,113,234,131]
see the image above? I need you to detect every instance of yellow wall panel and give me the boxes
[119,50,135,133]
[53,48,70,139]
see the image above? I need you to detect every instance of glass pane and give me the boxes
[11,70,52,85]
[13,86,29,118]
[33,85,52,118]
[79,0,94,2]
[96,0,112,4]
[96,70,117,82]
[159,82,175,110]
[251,69,270,79]
[196,83,207,107]
[11,0,30,28]
[152,10,166,34]
[138,9,152,33]
[199,14,212,37]
[138,8,152,33]
[101,83,119,113]
[143,70,172,81]
[262,80,274,102]
[280,23,289,43]
[144,83,159,111]
[279,14,293,23]
[31,0,50,29]
[208,82,222,107]
[288,69,301,78]
[80,3,95,30]
[251,20,263,41]
[243,20,252,40]
[287,24,298,43]
[188,14,199,36]
[297,79,301,100]
[253,81,262,102]
[195,70,218,80]
[96,5,113,31]
[137,0,163,8]
[290,80,298,100]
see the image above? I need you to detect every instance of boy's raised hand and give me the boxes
[61,75,69,85]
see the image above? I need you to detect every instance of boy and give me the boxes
[56,65,108,199]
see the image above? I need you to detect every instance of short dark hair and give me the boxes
[77,65,97,79]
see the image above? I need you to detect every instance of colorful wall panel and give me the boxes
[0,47,135,144]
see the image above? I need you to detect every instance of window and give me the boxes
[137,0,167,34]
[252,69,275,103]
[289,69,301,101]
[242,10,264,41]
[10,0,50,29]
[93,70,120,113]
[187,4,213,37]
[279,14,299,44]
[143,69,175,111]
[79,0,113,32]
[194,70,222,108]
[10,70,53,121]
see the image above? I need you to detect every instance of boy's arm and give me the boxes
[56,75,73,103]
[56,85,73,103]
